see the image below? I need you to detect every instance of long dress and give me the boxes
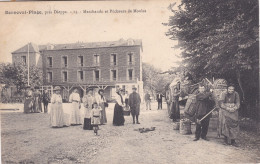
[219,91,240,143]
[69,92,81,125]
[33,90,42,113]
[82,95,95,130]
[170,92,180,121]
[113,93,125,126]
[128,92,141,116]
[24,89,33,113]
[96,94,107,124]
[50,93,65,127]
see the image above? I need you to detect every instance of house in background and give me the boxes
[11,39,144,101]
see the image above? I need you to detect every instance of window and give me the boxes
[78,71,84,81]
[62,71,68,82]
[111,70,117,81]
[78,56,83,67]
[128,53,134,65]
[94,70,100,81]
[62,56,67,67]
[128,69,133,80]
[47,57,52,67]
[111,54,117,65]
[93,54,100,66]
[21,56,26,65]
[47,72,52,82]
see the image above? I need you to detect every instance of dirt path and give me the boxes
[1,102,260,163]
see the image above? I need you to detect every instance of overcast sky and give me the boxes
[0,1,182,71]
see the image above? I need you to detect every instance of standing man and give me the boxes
[156,92,164,110]
[193,85,213,141]
[144,92,151,110]
[42,89,50,113]
[129,87,141,124]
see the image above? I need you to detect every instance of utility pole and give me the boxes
[27,43,30,86]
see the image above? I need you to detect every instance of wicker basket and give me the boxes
[179,119,192,135]
[123,107,131,116]
[173,122,180,130]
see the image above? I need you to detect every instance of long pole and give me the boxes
[27,43,30,86]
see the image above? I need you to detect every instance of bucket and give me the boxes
[179,119,192,135]
[173,122,180,130]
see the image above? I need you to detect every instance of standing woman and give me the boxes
[50,86,65,128]
[24,87,33,113]
[170,87,180,122]
[96,89,107,125]
[82,89,95,130]
[69,89,82,126]
[42,89,50,113]
[219,84,240,146]
[113,88,125,126]
[33,86,42,113]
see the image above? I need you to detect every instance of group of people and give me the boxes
[144,92,165,110]
[24,87,50,114]
[192,84,240,146]
[49,86,141,135]
[113,86,141,125]
[49,87,108,135]
[164,82,240,146]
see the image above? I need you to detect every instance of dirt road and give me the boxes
[1,102,259,163]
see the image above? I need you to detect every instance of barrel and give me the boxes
[179,119,192,135]
[173,122,180,130]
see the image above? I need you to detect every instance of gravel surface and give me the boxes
[1,102,260,163]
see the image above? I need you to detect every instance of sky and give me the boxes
[0,1,182,71]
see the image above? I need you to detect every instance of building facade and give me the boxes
[12,39,143,101]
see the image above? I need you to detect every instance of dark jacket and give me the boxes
[195,92,212,116]
[156,94,164,102]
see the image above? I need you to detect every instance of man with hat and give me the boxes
[193,84,213,141]
[128,86,141,124]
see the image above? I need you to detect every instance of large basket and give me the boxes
[184,94,197,117]
[123,107,131,116]
[179,119,192,135]
[123,110,131,116]
[173,122,180,130]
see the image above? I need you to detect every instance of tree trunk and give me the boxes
[236,70,245,102]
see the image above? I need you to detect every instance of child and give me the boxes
[91,102,102,135]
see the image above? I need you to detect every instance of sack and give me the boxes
[184,94,197,117]
[104,102,109,107]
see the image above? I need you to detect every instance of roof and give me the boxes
[12,39,143,54]
[12,42,39,54]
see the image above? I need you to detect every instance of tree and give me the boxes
[0,63,43,91]
[142,62,175,96]
[165,0,259,119]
